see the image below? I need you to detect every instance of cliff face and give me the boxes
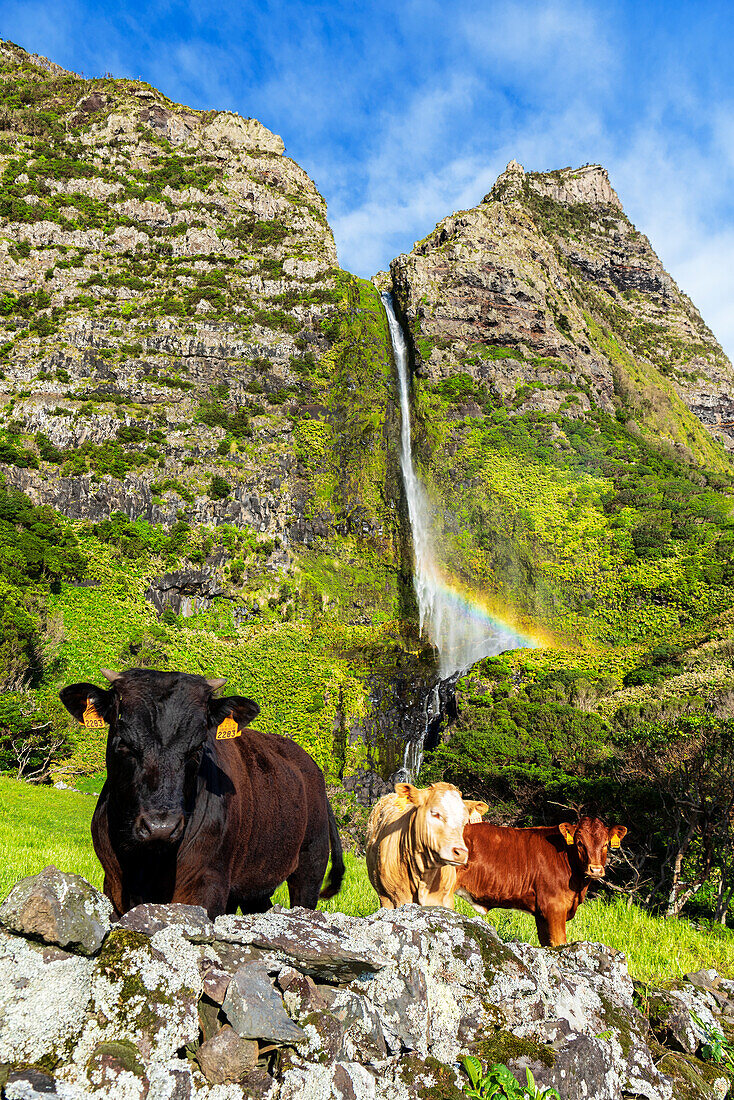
[0,39,395,539]
[391,160,734,467]
[0,42,412,781]
[387,160,734,658]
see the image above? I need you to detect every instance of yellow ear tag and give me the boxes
[395,795,409,810]
[564,831,574,846]
[83,700,105,730]
[216,716,241,740]
[610,836,621,849]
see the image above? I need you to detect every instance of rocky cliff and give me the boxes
[391,160,734,463]
[0,42,418,782]
[0,40,394,540]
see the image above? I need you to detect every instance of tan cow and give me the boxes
[366,782,488,908]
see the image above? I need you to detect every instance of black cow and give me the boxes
[59,668,344,918]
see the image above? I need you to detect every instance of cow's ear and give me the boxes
[59,683,115,727]
[559,822,575,845]
[394,783,425,806]
[609,825,627,849]
[465,800,488,820]
[209,695,260,730]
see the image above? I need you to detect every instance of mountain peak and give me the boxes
[487,161,622,210]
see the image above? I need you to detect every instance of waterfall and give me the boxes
[383,292,532,681]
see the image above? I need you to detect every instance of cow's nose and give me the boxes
[452,845,469,864]
[135,812,185,843]
[587,865,605,878]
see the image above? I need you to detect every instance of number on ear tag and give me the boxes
[216,716,241,740]
[83,700,105,730]
[610,836,621,849]
[564,830,574,845]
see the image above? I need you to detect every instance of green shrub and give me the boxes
[36,433,63,463]
[209,475,231,500]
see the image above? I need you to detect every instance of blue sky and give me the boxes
[2,0,733,357]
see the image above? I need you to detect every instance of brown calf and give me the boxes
[453,816,627,946]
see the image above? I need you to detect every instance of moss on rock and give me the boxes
[471,1029,556,1071]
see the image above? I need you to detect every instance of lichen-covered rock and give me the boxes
[85,1039,149,1098]
[0,873,729,1099]
[0,865,113,955]
[279,1060,378,1100]
[0,929,93,1065]
[655,1049,732,1100]
[200,959,233,1005]
[221,961,305,1043]
[118,903,214,942]
[58,924,201,1089]
[509,939,673,1099]
[646,985,710,1055]
[214,906,389,978]
[356,906,517,1059]
[3,1069,70,1099]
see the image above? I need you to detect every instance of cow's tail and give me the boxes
[320,796,346,899]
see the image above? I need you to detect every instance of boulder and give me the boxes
[279,1061,378,1100]
[199,958,232,1004]
[646,985,706,1055]
[66,925,201,1074]
[86,1039,149,1098]
[0,865,113,955]
[3,1069,61,1099]
[213,906,389,978]
[687,969,722,992]
[0,930,93,1065]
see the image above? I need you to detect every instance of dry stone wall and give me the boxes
[0,866,731,1100]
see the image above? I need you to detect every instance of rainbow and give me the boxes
[418,567,556,674]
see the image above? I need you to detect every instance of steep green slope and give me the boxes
[389,160,734,653]
[0,42,415,781]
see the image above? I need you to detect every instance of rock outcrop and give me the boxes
[390,160,734,460]
[0,867,732,1100]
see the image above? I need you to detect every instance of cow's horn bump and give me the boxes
[206,677,227,691]
[100,669,121,683]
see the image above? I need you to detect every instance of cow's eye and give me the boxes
[430,810,442,820]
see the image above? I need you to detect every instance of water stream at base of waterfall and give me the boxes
[382,292,532,780]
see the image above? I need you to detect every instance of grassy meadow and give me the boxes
[1,776,733,985]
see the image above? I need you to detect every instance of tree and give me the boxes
[621,717,734,918]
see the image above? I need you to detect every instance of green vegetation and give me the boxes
[461,1057,559,1100]
[0,484,86,687]
[0,777,100,898]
